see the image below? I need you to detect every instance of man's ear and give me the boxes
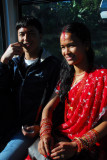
[40,34,43,40]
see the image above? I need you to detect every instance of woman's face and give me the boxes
[60,32,87,66]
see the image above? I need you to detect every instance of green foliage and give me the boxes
[55,0,101,30]
[22,0,101,33]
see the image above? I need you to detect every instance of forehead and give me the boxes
[18,26,38,33]
[60,32,71,40]
[60,32,80,44]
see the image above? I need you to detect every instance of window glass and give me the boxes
[20,0,107,66]
[0,5,4,57]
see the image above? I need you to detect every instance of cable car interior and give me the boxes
[0,0,107,155]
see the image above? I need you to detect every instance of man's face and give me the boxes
[18,26,42,54]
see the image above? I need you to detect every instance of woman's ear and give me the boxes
[86,46,89,51]
[85,41,90,51]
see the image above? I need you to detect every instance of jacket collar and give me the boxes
[40,48,51,62]
[12,48,52,65]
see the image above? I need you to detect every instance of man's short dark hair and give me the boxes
[16,16,42,34]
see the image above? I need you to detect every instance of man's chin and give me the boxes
[23,47,31,52]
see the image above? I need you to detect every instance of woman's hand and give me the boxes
[38,134,54,158]
[22,125,40,138]
[51,141,77,160]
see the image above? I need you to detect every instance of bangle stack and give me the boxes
[40,118,52,139]
[72,129,99,153]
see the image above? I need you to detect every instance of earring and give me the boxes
[86,47,89,51]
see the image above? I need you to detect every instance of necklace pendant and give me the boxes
[70,106,73,111]
[68,104,73,111]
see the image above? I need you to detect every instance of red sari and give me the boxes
[55,68,107,139]
[25,68,107,160]
[25,155,32,160]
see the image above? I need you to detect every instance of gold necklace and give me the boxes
[73,72,86,86]
[75,71,86,77]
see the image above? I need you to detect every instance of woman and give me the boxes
[28,22,107,160]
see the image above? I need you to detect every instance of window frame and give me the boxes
[0,0,6,54]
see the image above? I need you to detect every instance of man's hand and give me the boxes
[22,125,40,138]
[1,42,24,64]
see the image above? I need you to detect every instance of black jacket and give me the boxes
[0,50,60,134]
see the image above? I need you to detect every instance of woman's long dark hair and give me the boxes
[59,22,95,102]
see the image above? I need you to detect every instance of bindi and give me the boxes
[61,31,66,40]
[61,27,67,40]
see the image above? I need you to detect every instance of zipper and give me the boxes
[18,59,41,117]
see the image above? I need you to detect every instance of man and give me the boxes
[0,16,60,160]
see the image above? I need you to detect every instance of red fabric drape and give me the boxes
[56,68,107,139]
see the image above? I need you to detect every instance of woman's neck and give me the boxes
[74,60,89,75]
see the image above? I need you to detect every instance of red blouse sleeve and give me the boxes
[54,80,61,94]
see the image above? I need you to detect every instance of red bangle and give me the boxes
[73,137,83,153]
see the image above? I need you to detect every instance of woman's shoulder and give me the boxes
[90,65,107,78]
[92,65,107,73]
[86,66,107,85]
